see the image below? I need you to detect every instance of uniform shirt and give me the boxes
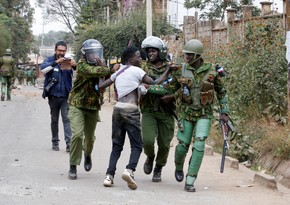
[68,59,111,110]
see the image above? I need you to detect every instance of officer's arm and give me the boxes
[77,61,111,78]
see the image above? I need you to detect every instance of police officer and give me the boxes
[68,39,112,180]
[172,39,229,192]
[0,48,15,101]
[140,36,177,182]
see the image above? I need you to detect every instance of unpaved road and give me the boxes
[0,86,289,205]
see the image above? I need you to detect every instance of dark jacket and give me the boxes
[40,55,73,98]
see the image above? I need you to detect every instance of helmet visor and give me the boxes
[85,48,103,64]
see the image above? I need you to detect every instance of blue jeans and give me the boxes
[48,96,71,146]
[106,106,143,176]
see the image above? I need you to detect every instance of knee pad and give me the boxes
[193,139,205,152]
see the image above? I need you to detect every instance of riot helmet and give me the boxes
[81,39,103,64]
[5,48,12,56]
[141,36,167,60]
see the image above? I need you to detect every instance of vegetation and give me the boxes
[34,30,74,47]
[205,17,288,162]
[184,0,260,20]
[0,0,34,62]
[74,8,174,61]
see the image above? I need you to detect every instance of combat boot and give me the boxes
[175,170,184,182]
[152,165,162,182]
[68,165,77,180]
[143,155,155,174]
[84,154,92,172]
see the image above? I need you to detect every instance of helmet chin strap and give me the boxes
[189,54,201,66]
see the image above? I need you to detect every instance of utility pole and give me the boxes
[106,6,110,26]
[286,0,290,99]
[146,0,152,37]
[176,0,179,28]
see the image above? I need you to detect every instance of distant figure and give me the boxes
[40,41,76,152]
[0,48,15,101]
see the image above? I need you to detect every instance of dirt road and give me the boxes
[0,86,289,205]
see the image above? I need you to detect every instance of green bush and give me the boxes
[206,17,288,161]
[74,9,174,61]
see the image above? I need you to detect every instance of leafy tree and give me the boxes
[0,12,13,55]
[74,8,174,61]
[0,0,34,62]
[184,0,260,21]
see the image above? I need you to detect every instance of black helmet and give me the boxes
[81,39,103,64]
[141,36,167,60]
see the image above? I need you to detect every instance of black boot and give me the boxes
[143,155,155,175]
[1,95,4,101]
[66,144,70,153]
[84,154,92,172]
[152,165,162,182]
[175,170,184,182]
[68,165,77,180]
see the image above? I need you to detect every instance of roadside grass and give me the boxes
[208,116,290,163]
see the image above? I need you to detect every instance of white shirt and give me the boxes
[110,64,146,100]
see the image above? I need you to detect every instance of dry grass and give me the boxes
[252,116,290,160]
[207,116,290,161]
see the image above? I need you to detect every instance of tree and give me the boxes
[184,0,260,21]
[0,0,34,62]
[74,8,174,60]
[36,0,124,35]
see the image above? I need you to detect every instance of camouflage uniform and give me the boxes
[149,60,229,191]
[0,49,15,101]
[174,61,228,191]
[68,59,111,166]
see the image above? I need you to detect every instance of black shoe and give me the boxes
[175,170,184,182]
[68,165,77,180]
[184,184,196,192]
[84,154,92,172]
[66,144,70,152]
[1,95,4,101]
[152,165,162,182]
[52,144,59,151]
[143,155,155,175]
